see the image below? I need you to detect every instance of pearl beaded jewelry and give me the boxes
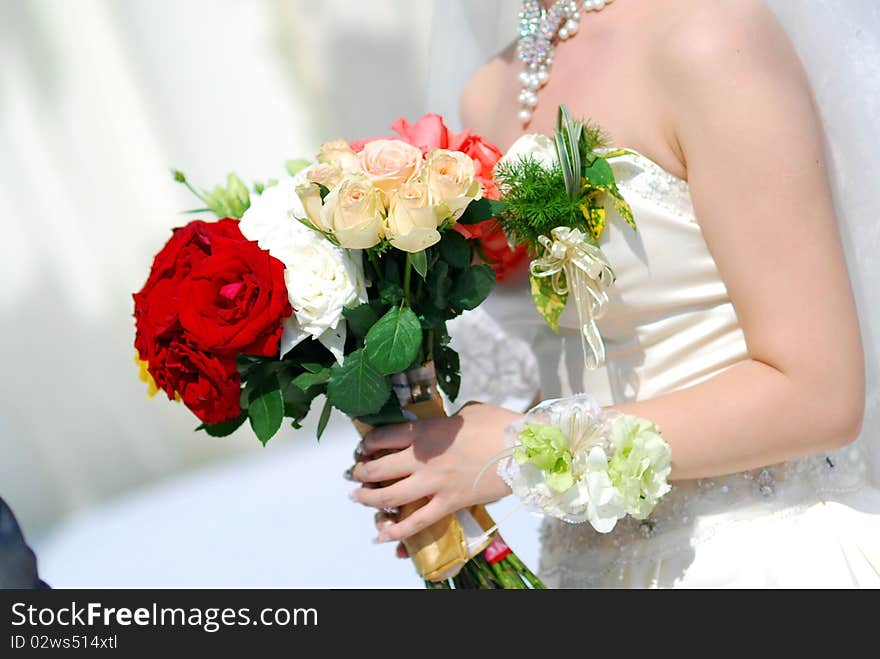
[516,0,615,125]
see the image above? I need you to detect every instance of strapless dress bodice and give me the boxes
[452,148,874,587]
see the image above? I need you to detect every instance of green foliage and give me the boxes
[291,368,331,391]
[204,173,251,219]
[457,198,509,225]
[364,306,423,374]
[326,349,391,416]
[248,385,284,446]
[556,105,583,200]
[432,328,461,401]
[343,302,384,340]
[356,395,407,426]
[438,230,471,269]
[450,264,495,311]
[285,159,311,176]
[410,250,428,279]
[315,397,333,440]
[530,273,567,333]
[493,158,585,248]
[197,411,247,437]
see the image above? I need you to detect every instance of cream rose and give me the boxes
[295,182,325,231]
[306,162,344,190]
[497,133,558,170]
[424,149,482,221]
[319,173,385,249]
[357,139,423,194]
[317,139,361,173]
[386,180,443,253]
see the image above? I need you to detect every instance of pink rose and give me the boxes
[389,114,453,153]
[357,139,423,194]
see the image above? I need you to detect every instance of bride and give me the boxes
[349,0,880,587]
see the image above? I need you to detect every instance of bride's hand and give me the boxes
[349,402,520,544]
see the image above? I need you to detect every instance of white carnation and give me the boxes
[240,177,368,362]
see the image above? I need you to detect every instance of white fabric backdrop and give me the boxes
[0,0,456,538]
[0,0,542,588]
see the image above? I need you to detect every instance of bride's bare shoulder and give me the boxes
[460,42,517,134]
[656,0,798,75]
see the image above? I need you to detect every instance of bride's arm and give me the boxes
[351,3,864,542]
[626,2,864,478]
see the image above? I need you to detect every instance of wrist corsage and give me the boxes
[497,395,672,533]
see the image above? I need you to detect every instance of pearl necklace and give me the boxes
[516,0,615,125]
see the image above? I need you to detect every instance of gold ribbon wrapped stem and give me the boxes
[353,364,495,582]
[530,227,614,370]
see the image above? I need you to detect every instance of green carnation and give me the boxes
[607,415,672,519]
[514,423,574,493]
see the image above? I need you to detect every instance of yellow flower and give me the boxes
[135,352,159,398]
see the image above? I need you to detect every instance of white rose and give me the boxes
[497,133,558,170]
[385,180,443,253]
[239,178,368,362]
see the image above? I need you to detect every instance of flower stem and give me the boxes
[403,252,413,305]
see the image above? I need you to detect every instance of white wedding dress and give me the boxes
[450,149,880,588]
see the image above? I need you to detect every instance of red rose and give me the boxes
[151,339,241,425]
[134,218,291,425]
[177,235,291,357]
[139,218,243,296]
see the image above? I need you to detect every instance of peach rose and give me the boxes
[306,163,344,190]
[317,139,361,173]
[357,139,423,195]
[424,149,482,220]
[319,173,385,249]
[385,180,443,253]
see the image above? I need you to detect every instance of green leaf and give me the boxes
[427,260,451,309]
[456,197,509,225]
[378,280,405,305]
[450,264,496,311]
[438,230,471,269]
[609,188,636,232]
[583,156,615,188]
[434,342,461,401]
[248,387,284,445]
[356,394,407,426]
[316,396,333,440]
[291,368,330,390]
[197,411,247,437]
[410,249,428,279]
[364,306,423,375]
[300,362,326,374]
[326,349,391,416]
[556,105,583,200]
[530,273,567,333]
[343,303,382,340]
[285,159,311,176]
[282,381,320,423]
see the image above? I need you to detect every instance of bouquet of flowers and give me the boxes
[133,114,542,589]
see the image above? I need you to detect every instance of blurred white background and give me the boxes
[0,0,537,586]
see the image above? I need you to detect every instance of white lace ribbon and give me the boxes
[530,226,615,369]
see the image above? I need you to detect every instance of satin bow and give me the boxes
[530,227,615,370]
